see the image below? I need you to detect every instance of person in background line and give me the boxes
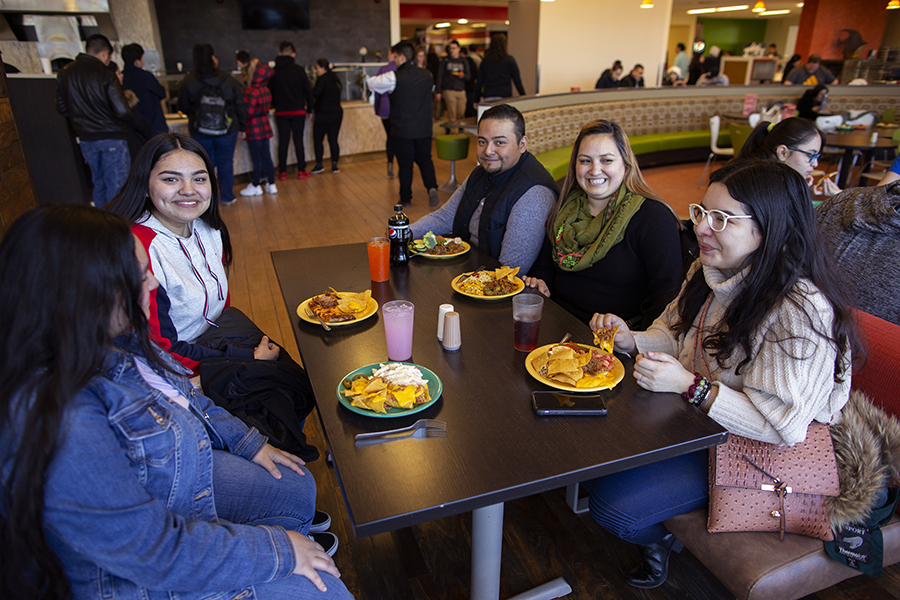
[595,60,623,89]
[367,41,439,207]
[468,43,483,69]
[177,43,245,205]
[107,60,151,163]
[310,59,343,175]
[56,33,131,207]
[587,159,861,589]
[414,45,428,69]
[766,43,779,58]
[618,64,645,88]
[269,41,314,180]
[410,104,559,273]
[673,43,690,80]
[702,46,721,80]
[436,39,470,133]
[784,53,836,85]
[662,66,684,86]
[738,117,841,197]
[816,181,900,326]
[237,54,277,197]
[782,53,801,81]
[121,43,169,137]
[374,48,398,178]
[525,119,683,327]
[460,46,478,118]
[475,33,526,103]
[797,84,829,120]
[0,205,351,600]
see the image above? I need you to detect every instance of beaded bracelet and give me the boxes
[682,372,711,407]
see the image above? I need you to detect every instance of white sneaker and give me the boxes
[240,183,263,196]
[264,183,278,194]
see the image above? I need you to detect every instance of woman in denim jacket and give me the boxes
[0,206,351,600]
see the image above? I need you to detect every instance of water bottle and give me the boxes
[388,204,410,265]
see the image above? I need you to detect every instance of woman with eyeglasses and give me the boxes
[738,116,841,197]
[586,159,861,589]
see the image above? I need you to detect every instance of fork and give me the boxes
[355,426,447,446]
[355,419,446,440]
[305,307,331,331]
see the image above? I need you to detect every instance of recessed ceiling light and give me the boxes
[687,8,716,13]
[458,19,468,24]
[435,22,450,28]
[717,5,749,11]
[759,9,790,14]
[505,20,510,25]
[472,23,486,28]
[797,2,804,6]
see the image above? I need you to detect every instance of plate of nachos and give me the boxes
[525,342,624,392]
[337,362,442,418]
[297,289,378,326]
[451,266,525,300]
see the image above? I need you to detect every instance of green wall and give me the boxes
[698,18,768,56]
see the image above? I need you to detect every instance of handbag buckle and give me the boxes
[762,483,792,494]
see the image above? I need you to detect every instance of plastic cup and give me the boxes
[367,237,390,282]
[512,294,543,352]
[383,300,415,361]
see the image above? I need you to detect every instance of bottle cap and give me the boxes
[437,304,454,341]
[442,312,461,351]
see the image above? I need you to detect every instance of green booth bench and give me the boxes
[478,86,900,181]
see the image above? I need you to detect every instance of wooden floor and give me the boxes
[220,141,899,599]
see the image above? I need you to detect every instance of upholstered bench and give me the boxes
[665,310,900,600]
[534,131,731,181]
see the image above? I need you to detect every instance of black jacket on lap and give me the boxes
[56,53,130,140]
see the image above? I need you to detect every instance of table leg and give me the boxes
[836,148,854,189]
[471,503,573,600]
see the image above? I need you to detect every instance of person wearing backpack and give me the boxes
[178,44,246,204]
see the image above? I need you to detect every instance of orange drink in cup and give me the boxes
[367,237,390,282]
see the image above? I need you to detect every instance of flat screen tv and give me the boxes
[240,0,309,31]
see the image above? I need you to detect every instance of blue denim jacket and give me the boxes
[4,334,296,599]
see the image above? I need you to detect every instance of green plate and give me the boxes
[336,363,442,418]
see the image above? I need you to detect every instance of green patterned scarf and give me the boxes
[551,184,646,272]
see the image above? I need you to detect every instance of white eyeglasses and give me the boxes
[689,204,753,232]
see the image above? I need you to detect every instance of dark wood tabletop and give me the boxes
[272,243,728,538]
[825,132,897,188]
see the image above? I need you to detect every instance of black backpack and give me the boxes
[193,80,230,136]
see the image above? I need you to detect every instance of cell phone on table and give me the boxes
[532,391,609,416]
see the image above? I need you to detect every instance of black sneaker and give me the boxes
[332,164,340,173]
[309,510,332,533]
[428,189,440,207]
[310,165,325,174]
[309,532,338,557]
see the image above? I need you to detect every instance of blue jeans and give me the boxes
[247,138,275,186]
[194,131,238,202]
[213,450,352,600]
[588,450,709,545]
[79,138,130,207]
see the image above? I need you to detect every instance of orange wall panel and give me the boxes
[796,0,887,60]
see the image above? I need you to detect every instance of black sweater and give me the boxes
[312,71,343,115]
[476,55,526,101]
[269,55,312,113]
[528,199,683,328]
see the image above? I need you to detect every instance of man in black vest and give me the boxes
[368,41,439,207]
[409,104,558,273]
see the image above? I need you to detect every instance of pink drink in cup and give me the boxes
[512,294,543,352]
[383,300,415,361]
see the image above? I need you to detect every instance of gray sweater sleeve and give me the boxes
[410,177,469,238]
[498,185,557,273]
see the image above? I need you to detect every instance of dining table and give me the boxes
[825,131,897,188]
[272,242,729,600]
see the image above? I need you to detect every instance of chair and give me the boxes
[435,134,469,193]
[816,114,844,133]
[748,113,762,127]
[698,116,734,189]
[728,123,754,156]
[881,107,897,125]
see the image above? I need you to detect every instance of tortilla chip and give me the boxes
[549,346,576,361]
[554,373,579,386]
[364,378,386,393]
[592,325,619,355]
[531,351,550,373]
[574,351,594,367]
[392,385,417,409]
[548,358,580,375]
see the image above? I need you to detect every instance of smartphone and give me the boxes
[532,391,609,416]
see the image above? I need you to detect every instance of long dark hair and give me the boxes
[0,206,163,599]
[484,33,508,61]
[192,43,218,78]
[738,117,826,162]
[548,119,678,237]
[106,132,233,269]
[674,159,862,379]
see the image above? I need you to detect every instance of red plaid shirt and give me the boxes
[244,63,273,141]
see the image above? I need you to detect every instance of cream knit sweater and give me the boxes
[634,264,850,446]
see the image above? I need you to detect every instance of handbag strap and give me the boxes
[743,454,789,539]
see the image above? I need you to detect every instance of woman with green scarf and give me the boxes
[524,119,683,328]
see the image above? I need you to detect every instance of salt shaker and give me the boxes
[437,303,454,341]
[871,131,879,145]
[442,312,461,351]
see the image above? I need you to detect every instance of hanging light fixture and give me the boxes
[752,0,766,11]
[888,0,900,9]
[641,0,654,7]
